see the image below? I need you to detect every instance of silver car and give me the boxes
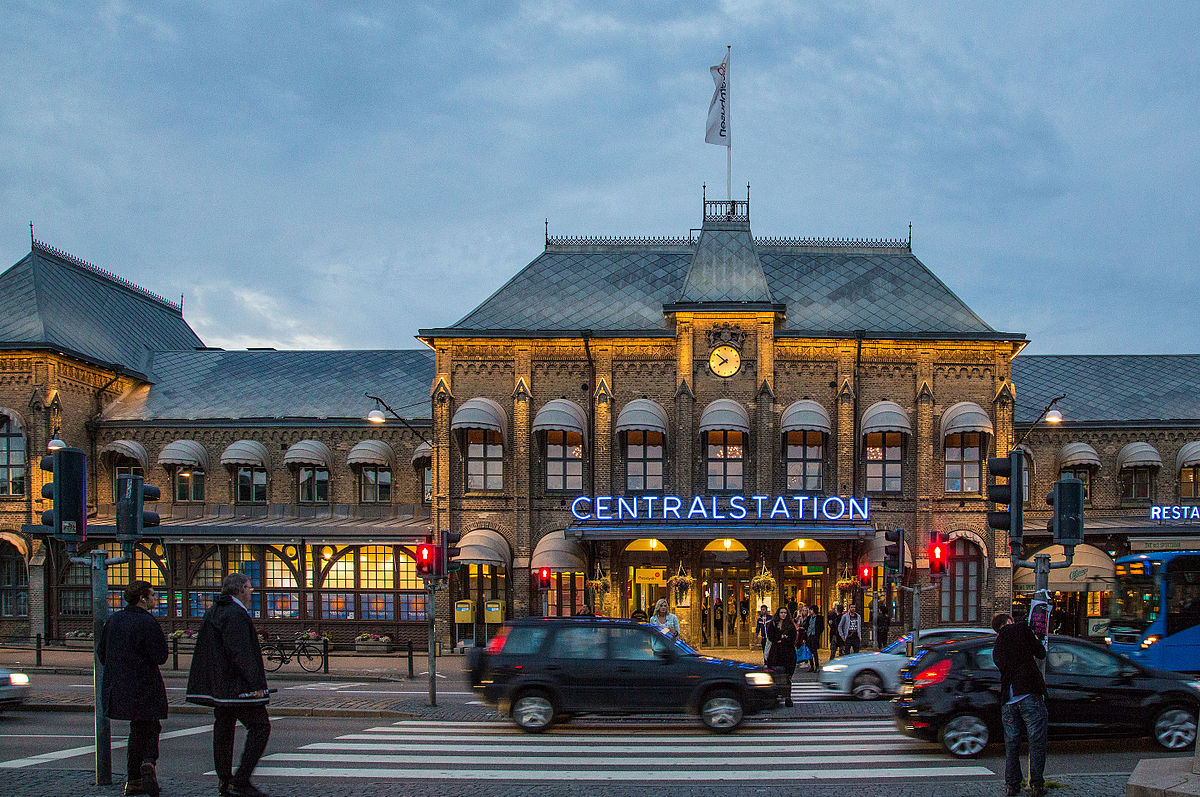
[818,627,994,700]
[0,667,31,712]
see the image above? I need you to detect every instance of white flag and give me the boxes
[705,52,729,147]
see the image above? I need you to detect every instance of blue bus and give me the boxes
[1108,551,1200,672]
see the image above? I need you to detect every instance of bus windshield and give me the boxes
[1111,575,1159,631]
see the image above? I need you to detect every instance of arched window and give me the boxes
[0,417,25,497]
[0,541,27,617]
[939,538,983,623]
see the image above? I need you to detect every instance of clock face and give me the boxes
[709,345,741,377]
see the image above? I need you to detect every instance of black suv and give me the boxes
[467,617,777,732]
[893,634,1200,757]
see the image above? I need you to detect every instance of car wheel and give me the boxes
[511,690,556,733]
[940,713,989,758]
[1152,705,1197,751]
[699,688,744,733]
[851,670,885,701]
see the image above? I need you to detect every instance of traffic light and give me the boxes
[1047,477,1085,548]
[115,474,160,542]
[441,530,462,574]
[883,528,905,583]
[929,531,948,578]
[415,538,437,578]
[987,450,1024,546]
[39,447,87,543]
[858,565,872,589]
[537,567,552,590]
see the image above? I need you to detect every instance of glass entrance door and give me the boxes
[700,566,752,649]
[782,568,825,613]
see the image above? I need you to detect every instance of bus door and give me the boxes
[1163,555,1200,671]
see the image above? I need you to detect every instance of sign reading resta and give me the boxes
[570,494,869,523]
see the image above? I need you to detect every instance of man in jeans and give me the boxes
[992,612,1048,797]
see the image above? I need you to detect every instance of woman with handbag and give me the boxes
[766,607,799,707]
[754,605,772,665]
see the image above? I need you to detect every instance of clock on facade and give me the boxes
[709,345,741,377]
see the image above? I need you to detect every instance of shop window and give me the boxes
[945,432,983,493]
[625,430,665,492]
[398,550,422,590]
[173,468,205,502]
[1060,467,1092,501]
[359,546,394,589]
[263,546,300,619]
[322,592,354,619]
[1120,467,1154,501]
[784,430,823,492]
[545,430,583,492]
[546,571,586,617]
[706,430,744,492]
[465,429,503,491]
[321,548,355,589]
[188,548,222,618]
[0,542,27,618]
[360,466,392,503]
[298,467,330,503]
[0,418,25,497]
[237,467,267,503]
[939,538,983,623]
[1181,466,1199,499]
[398,592,428,620]
[865,432,903,493]
[361,593,394,620]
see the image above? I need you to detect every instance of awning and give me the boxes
[220,440,272,469]
[1014,544,1115,593]
[940,401,993,438]
[284,440,332,468]
[863,529,915,568]
[101,439,149,470]
[157,439,209,471]
[347,439,395,468]
[614,398,669,438]
[532,399,587,436]
[862,401,911,436]
[1117,442,1162,470]
[0,407,24,433]
[451,397,509,442]
[1058,442,1101,469]
[454,528,512,568]
[780,400,832,436]
[530,530,588,571]
[1178,441,1200,470]
[408,441,432,466]
[698,399,750,434]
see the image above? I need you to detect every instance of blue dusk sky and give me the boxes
[1,2,1197,354]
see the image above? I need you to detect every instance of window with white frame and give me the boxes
[945,432,983,493]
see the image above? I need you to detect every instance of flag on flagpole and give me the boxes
[705,51,729,147]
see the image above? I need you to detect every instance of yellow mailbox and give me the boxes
[454,599,475,624]
[484,599,504,623]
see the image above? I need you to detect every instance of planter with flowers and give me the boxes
[835,578,857,593]
[169,629,199,650]
[749,570,776,598]
[297,629,333,646]
[355,633,394,653]
[666,568,695,606]
[64,630,93,649]
[586,575,611,604]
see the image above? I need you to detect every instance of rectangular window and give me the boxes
[465,429,503,491]
[1180,466,1198,499]
[299,467,330,503]
[706,430,744,492]
[237,467,267,503]
[940,539,981,623]
[785,430,824,492]
[545,430,584,492]
[174,469,205,502]
[1061,468,1092,501]
[423,466,433,503]
[1120,467,1153,501]
[0,421,25,497]
[398,592,428,620]
[0,548,28,618]
[360,467,392,503]
[625,430,665,492]
[945,432,983,493]
[361,593,394,620]
[866,432,903,493]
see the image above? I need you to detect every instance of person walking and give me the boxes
[649,598,680,638]
[992,612,1049,797]
[827,603,842,660]
[838,604,863,654]
[766,607,799,707]
[875,601,892,649]
[754,604,772,665]
[98,580,168,797]
[805,605,823,672]
[713,598,724,645]
[795,607,812,672]
[186,573,271,797]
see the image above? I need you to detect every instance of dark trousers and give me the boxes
[1002,694,1048,790]
[127,719,161,780]
[214,704,271,786]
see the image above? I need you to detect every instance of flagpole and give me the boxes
[726,44,732,202]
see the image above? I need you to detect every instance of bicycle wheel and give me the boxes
[297,641,323,672]
[263,644,286,672]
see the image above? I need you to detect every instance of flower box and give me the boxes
[64,639,94,649]
[355,641,394,653]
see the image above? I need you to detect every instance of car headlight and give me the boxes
[1187,681,1200,695]
[822,664,847,673]
[1141,635,1161,649]
[8,673,29,686]
[745,672,773,687]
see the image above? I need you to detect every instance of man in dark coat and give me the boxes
[98,579,168,797]
[992,612,1049,797]
[874,601,892,649]
[186,573,271,797]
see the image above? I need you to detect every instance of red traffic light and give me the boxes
[929,533,948,577]
[537,567,552,590]
[416,543,436,577]
[858,566,872,588]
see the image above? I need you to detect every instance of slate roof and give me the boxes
[102,349,435,423]
[1013,355,1200,425]
[0,241,202,378]
[677,221,774,304]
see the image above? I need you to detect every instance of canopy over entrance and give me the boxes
[1014,544,1115,593]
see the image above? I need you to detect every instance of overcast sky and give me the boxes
[2,2,1197,355]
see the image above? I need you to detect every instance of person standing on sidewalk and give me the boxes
[766,607,799,707]
[874,601,892,649]
[98,580,168,797]
[186,573,271,797]
[992,612,1049,797]
[754,604,772,665]
[649,598,681,638]
[838,604,863,654]
[805,605,823,672]
[826,603,842,660]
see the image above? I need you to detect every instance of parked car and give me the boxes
[818,627,994,700]
[893,634,1200,757]
[0,667,31,712]
[467,617,777,733]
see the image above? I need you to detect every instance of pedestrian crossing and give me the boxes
[249,718,993,782]
[789,681,841,702]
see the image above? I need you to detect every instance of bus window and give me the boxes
[1165,568,1200,636]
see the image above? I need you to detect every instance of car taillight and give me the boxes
[485,626,510,654]
[913,659,952,688]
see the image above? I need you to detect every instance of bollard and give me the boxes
[407,639,414,679]
[172,636,179,671]
[322,637,329,674]
[36,633,42,666]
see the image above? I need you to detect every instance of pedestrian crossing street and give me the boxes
[249,717,995,782]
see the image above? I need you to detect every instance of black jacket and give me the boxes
[185,595,268,707]
[993,619,1047,700]
[97,605,168,720]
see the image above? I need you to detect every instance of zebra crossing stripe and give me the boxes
[249,765,994,781]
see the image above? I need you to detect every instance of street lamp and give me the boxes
[47,430,65,451]
[1014,394,1065,448]
[362,393,431,446]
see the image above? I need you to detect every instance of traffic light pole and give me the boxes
[427,579,437,707]
[898,582,941,658]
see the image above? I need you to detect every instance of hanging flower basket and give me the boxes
[835,578,857,593]
[749,571,776,597]
[585,576,611,597]
[666,570,695,604]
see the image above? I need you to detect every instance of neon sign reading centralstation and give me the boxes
[570,494,869,523]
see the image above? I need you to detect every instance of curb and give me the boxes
[15,702,414,719]
[8,665,455,683]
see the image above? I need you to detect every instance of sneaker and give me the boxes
[140,763,160,797]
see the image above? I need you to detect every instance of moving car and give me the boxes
[818,627,994,700]
[893,634,1200,757]
[0,667,31,712]
[467,617,777,732]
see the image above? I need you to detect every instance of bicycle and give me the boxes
[261,637,324,672]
